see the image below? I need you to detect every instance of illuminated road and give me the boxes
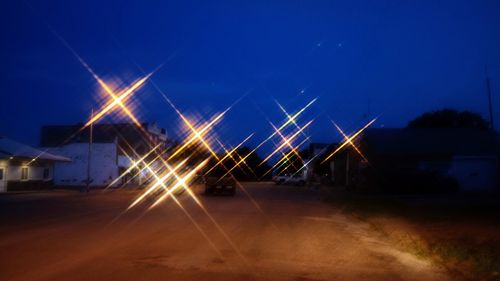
[0,183,451,281]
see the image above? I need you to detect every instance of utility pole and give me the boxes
[486,66,494,130]
[86,108,93,192]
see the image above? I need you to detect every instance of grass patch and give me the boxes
[323,188,500,280]
[430,240,500,279]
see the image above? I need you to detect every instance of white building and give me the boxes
[41,122,169,188]
[47,142,121,187]
[0,137,70,192]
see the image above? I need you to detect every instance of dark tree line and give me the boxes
[407,109,489,130]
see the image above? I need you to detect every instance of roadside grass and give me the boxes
[324,188,500,281]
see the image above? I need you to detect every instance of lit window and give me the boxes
[21,167,28,180]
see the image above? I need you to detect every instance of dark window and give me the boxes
[43,168,50,180]
[21,167,28,180]
[0,168,4,180]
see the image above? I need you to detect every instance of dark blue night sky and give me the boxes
[1,0,500,151]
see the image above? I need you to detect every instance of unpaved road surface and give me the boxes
[0,182,452,281]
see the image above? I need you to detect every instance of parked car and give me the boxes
[204,175,236,196]
[272,172,307,186]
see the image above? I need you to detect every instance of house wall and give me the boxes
[0,160,54,191]
[0,161,5,192]
[448,155,498,191]
[29,165,50,181]
[6,165,51,181]
[351,153,458,192]
[117,155,132,168]
[0,160,52,181]
[353,151,499,192]
[47,143,119,187]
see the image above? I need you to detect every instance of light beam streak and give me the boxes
[149,159,209,208]
[128,159,188,209]
[321,118,377,163]
[160,94,232,161]
[106,144,162,189]
[261,136,310,178]
[260,119,313,165]
[269,121,304,162]
[85,74,152,127]
[332,121,369,162]
[260,98,317,145]
[275,99,309,138]
[137,158,222,257]
[205,134,254,175]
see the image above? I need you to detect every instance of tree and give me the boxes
[407,109,489,130]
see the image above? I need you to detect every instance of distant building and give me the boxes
[308,143,330,159]
[306,143,331,182]
[324,128,500,192]
[0,137,70,192]
[41,122,169,188]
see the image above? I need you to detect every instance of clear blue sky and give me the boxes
[1,0,499,151]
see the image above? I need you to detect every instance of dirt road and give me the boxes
[0,182,452,281]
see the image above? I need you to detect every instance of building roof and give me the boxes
[362,128,500,156]
[0,137,70,162]
[40,123,167,147]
